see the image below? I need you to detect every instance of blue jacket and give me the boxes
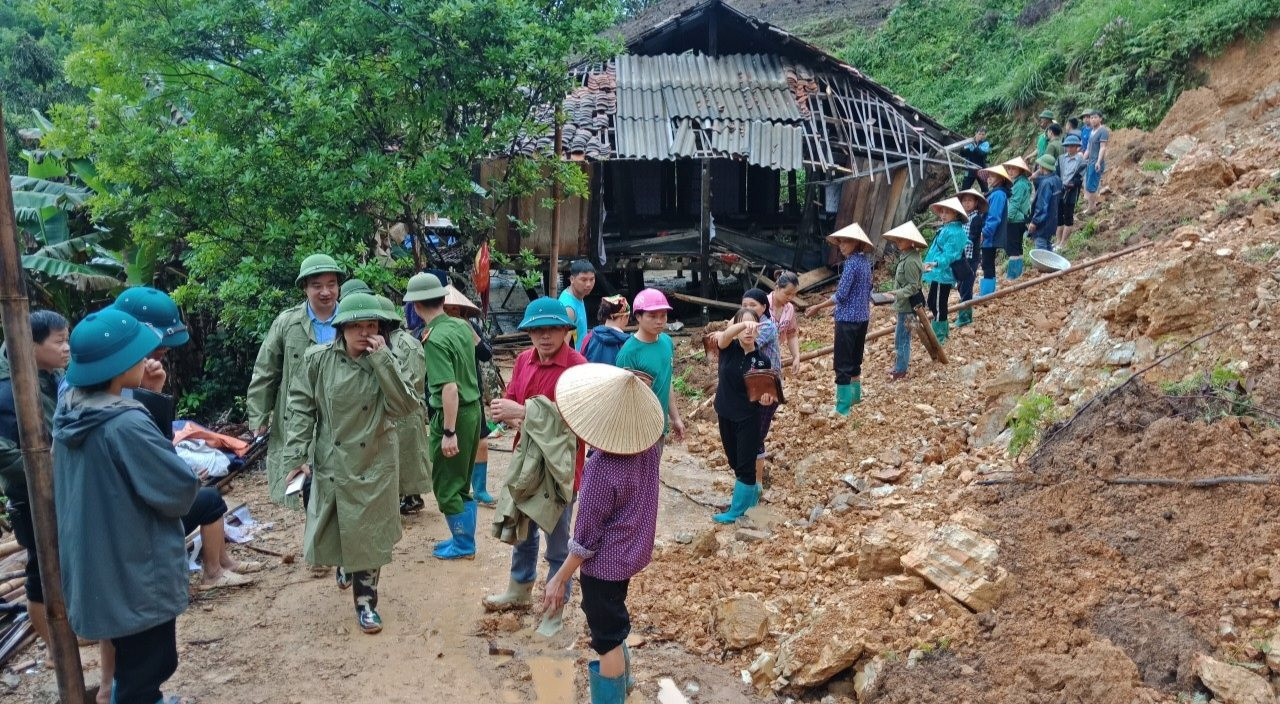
[981,186,1010,249]
[922,222,969,286]
[582,325,631,366]
[53,389,199,639]
[1031,172,1063,234]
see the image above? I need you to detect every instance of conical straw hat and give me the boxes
[929,197,968,221]
[826,222,872,247]
[956,188,988,212]
[976,164,1012,184]
[1001,156,1032,176]
[882,221,927,248]
[555,363,664,455]
[443,285,481,318]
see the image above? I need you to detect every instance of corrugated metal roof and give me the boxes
[615,53,801,124]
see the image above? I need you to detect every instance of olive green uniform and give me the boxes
[284,340,419,571]
[389,328,432,494]
[246,302,319,506]
[422,315,481,516]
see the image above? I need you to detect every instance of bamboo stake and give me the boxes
[0,104,88,702]
[786,240,1154,365]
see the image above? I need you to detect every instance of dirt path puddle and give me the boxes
[528,655,575,703]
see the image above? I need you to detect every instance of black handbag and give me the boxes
[950,257,974,281]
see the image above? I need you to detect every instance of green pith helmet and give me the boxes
[295,253,344,286]
[340,278,372,299]
[1036,154,1058,172]
[403,272,447,303]
[1038,109,1055,120]
[332,292,394,326]
[375,295,403,323]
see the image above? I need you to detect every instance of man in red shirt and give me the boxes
[484,297,586,636]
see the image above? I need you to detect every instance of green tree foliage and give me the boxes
[832,0,1280,150]
[0,1,80,173]
[47,0,618,338]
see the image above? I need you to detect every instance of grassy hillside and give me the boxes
[797,0,1280,147]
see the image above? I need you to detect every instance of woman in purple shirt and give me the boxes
[806,223,875,415]
[541,364,665,703]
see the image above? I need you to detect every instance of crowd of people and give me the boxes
[0,107,1109,704]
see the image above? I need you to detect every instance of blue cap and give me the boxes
[112,287,189,348]
[1063,134,1082,147]
[518,297,574,330]
[66,309,164,387]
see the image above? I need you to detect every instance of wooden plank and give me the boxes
[671,291,740,311]
[797,266,834,291]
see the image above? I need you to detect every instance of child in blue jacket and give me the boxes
[978,165,1012,296]
[922,198,970,344]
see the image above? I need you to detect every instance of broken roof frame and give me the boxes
[514,0,972,186]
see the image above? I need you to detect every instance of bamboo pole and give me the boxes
[0,104,89,702]
[787,240,1155,364]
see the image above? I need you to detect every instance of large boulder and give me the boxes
[775,613,866,689]
[714,595,770,650]
[1169,144,1237,190]
[1195,655,1273,704]
[856,513,934,580]
[901,524,1009,612]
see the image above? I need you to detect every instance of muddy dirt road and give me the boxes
[13,443,763,703]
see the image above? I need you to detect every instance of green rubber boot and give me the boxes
[851,381,862,405]
[834,383,854,416]
[955,309,973,327]
[931,320,950,345]
[712,481,760,523]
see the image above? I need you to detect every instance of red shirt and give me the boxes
[505,343,588,485]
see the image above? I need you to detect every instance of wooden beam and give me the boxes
[672,291,739,311]
[699,157,712,298]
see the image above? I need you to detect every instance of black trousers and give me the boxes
[960,170,988,193]
[111,619,178,704]
[718,415,760,486]
[7,493,44,603]
[1006,223,1026,257]
[981,247,999,279]
[580,574,630,655]
[181,486,227,536]
[833,320,869,385]
[927,283,952,321]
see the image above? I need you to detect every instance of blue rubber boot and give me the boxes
[1007,258,1024,280]
[471,462,496,506]
[834,384,854,416]
[979,278,997,296]
[713,480,760,523]
[433,501,476,560]
[851,381,862,405]
[623,643,635,692]
[588,661,627,704]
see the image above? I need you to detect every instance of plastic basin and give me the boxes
[1028,249,1070,273]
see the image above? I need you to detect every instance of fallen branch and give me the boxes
[1106,475,1280,488]
[1031,321,1232,461]
[240,543,286,558]
[657,476,721,509]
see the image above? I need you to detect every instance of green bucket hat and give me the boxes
[66,309,164,387]
[340,278,372,299]
[518,296,574,330]
[1035,154,1058,171]
[295,253,344,286]
[403,272,447,303]
[1038,109,1055,120]
[112,286,189,348]
[332,292,395,327]
[375,295,403,323]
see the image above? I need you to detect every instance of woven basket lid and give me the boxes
[555,363,664,455]
[443,285,481,317]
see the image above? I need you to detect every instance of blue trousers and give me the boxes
[893,312,912,374]
[511,497,575,603]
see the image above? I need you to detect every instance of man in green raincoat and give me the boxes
[375,295,432,513]
[246,254,344,506]
[283,292,419,634]
[405,273,481,560]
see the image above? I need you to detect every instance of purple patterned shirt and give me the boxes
[568,442,662,581]
[833,253,872,323]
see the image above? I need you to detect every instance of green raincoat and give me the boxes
[390,328,431,494]
[284,339,419,571]
[247,302,318,506]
